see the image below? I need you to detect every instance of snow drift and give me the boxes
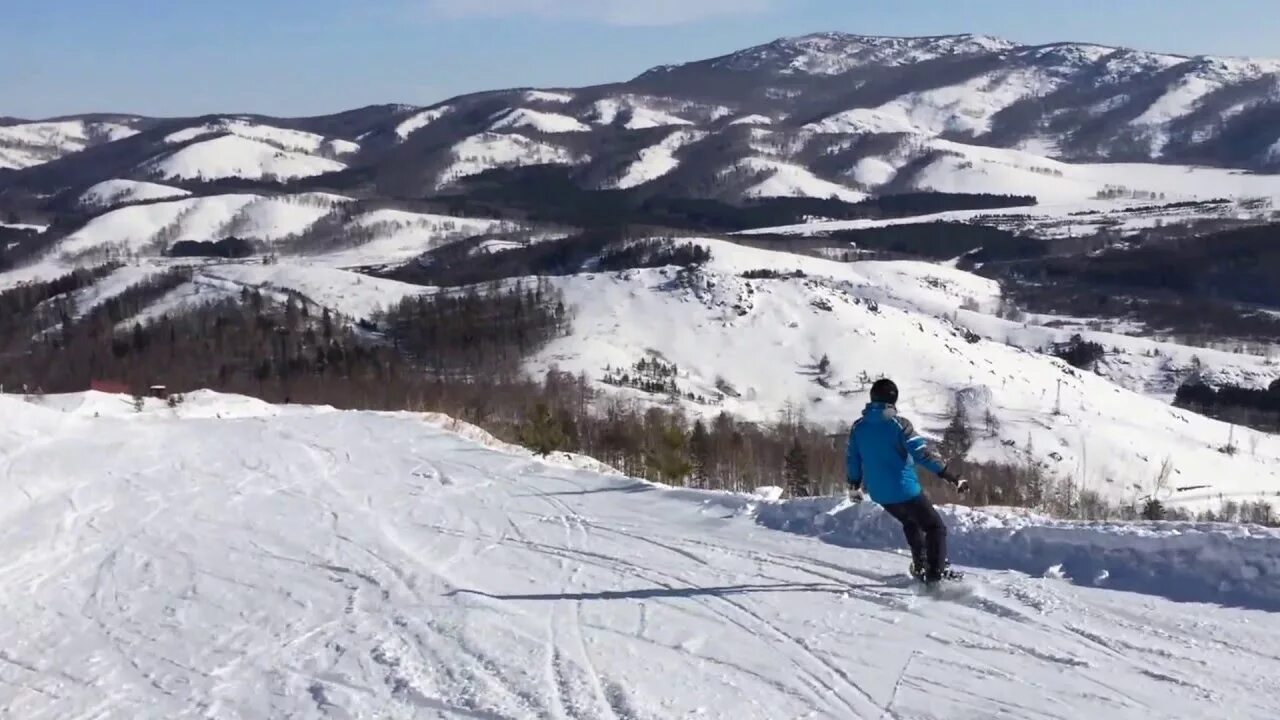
[758,497,1280,611]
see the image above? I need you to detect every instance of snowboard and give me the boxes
[911,572,976,602]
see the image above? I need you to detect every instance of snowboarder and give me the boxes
[846,379,968,585]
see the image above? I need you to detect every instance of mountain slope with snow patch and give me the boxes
[437,133,580,187]
[490,108,591,134]
[144,135,347,181]
[78,179,191,208]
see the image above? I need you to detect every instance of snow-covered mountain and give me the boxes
[0,117,143,170]
[2,389,1279,717]
[7,31,1280,207]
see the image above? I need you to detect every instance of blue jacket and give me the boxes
[846,402,947,505]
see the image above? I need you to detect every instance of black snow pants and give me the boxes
[881,494,947,576]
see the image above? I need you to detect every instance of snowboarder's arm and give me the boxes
[897,417,947,476]
[845,425,863,488]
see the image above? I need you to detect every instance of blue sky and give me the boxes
[3,0,1278,119]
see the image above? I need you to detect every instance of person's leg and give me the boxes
[882,501,926,570]
[904,494,948,578]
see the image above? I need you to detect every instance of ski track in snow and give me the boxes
[1,396,1278,719]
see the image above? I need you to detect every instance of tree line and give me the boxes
[439,165,1036,233]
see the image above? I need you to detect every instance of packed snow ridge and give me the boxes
[3,390,1279,718]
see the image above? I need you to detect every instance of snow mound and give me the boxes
[758,497,1280,610]
[437,133,579,187]
[728,114,774,126]
[145,135,346,181]
[490,108,590,134]
[79,179,191,208]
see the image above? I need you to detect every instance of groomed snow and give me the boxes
[4,391,1278,718]
[78,179,191,208]
[489,108,591,134]
[145,135,346,181]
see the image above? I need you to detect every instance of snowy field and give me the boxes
[2,391,1278,719]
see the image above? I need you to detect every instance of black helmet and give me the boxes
[870,378,899,405]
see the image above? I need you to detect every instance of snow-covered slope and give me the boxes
[78,179,191,208]
[741,196,1275,240]
[608,129,706,189]
[145,135,347,181]
[319,209,516,267]
[733,157,868,202]
[830,133,1280,204]
[0,119,139,169]
[490,108,591,134]
[591,98,694,129]
[3,391,1278,718]
[394,106,451,141]
[530,238,1280,512]
[437,133,580,187]
[164,119,357,157]
[712,32,1018,75]
[56,193,350,259]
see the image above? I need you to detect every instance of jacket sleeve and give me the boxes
[845,425,863,486]
[897,416,947,475]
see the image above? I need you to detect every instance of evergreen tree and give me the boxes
[520,403,567,456]
[647,423,692,485]
[689,419,711,488]
[941,393,973,461]
[784,437,811,498]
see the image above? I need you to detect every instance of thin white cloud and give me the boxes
[424,0,774,26]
